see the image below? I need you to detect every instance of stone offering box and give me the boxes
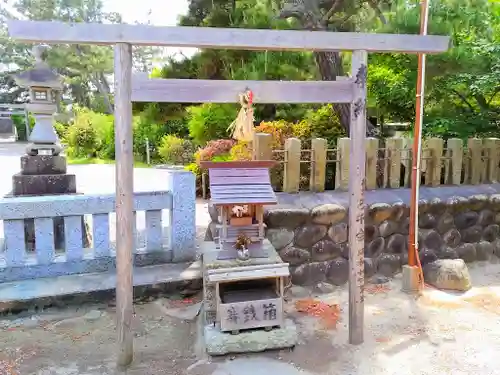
[202,240,297,354]
[204,242,289,333]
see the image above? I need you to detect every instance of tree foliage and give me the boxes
[1,0,164,113]
[369,0,500,138]
[2,0,499,159]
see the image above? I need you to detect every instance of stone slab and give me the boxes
[209,358,311,375]
[20,155,67,175]
[0,249,174,283]
[0,261,202,305]
[12,173,76,196]
[202,239,283,270]
[204,319,297,356]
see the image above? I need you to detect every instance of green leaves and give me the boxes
[368,0,500,137]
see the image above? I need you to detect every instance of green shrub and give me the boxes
[185,162,203,196]
[54,122,67,140]
[133,117,162,162]
[11,114,35,141]
[65,107,114,158]
[11,114,25,140]
[187,103,238,145]
[164,119,189,138]
[65,119,98,157]
[95,116,115,159]
[303,104,346,146]
[185,162,201,177]
[158,135,195,165]
[211,154,232,162]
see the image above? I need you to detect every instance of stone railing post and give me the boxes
[467,138,483,185]
[283,137,301,193]
[446,138,463,185]
[386,137,403,188]
[365,137,379,190]
[310,138,327,192]
[484,138,500,183]
[252,132,273,161]
[401,137,413,187]
[167,169,196,262]
[337,137,350,190]
[426,137,444,187]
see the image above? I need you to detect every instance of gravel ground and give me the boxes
[1,262,500,375]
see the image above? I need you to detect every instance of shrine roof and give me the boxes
[200,161,277,205]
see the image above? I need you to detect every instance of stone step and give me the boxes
[0,261,202,312]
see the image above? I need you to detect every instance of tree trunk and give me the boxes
[314,51,377,136]
[92,72,114,114]
[314,51,350,131]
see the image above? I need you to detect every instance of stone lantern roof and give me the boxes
[13,45,63,90]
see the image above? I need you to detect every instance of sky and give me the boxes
[2,0,190,25]
[102,0,189,26]
[1,0,196,63]
[101,0,196,60]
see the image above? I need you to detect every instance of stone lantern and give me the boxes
[14,45,63,156]
[8,45,88,251]
[11,45,76,196]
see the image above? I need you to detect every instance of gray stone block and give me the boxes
[12,173,76,196]
[0,250,174,283]
[204,319,297,355]
[20,155,67,175]
[0,117,14,135]
[423,259,472,291]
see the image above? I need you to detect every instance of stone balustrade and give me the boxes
[0,170,196,283]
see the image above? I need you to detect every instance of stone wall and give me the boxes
[207,184,500,286]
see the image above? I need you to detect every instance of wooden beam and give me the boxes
[7,20,450,54]
[131,77,354,103]
[348,50,367,346]
[114,43,134,368]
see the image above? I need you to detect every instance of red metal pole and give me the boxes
[408,0,430,271]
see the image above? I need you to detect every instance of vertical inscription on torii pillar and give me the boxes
[348,51,368,345]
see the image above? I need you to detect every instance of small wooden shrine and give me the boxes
[199,159,296,350]
[200,160,277,260]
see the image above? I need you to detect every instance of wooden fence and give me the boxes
[245,134,500,193]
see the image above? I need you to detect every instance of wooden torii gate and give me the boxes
[7,20,449,367]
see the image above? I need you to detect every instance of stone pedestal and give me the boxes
[13,155,75,195]
[20,155,67,175]
[201,239,297,355]
[6,154,90,252]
